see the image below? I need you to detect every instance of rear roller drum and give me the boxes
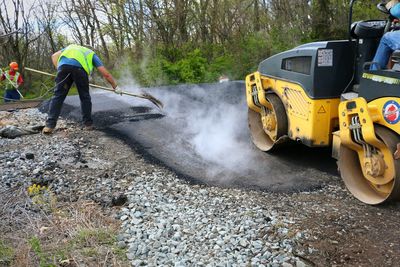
[248,94,288,151]
[339,126,400,204]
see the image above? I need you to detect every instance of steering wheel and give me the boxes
[377,2,390,14]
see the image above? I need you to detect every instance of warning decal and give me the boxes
[317,49,333,67]
[383,100,400,124]
[318,105,326,114]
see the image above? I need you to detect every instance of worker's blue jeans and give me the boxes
[4,89,20,102]
[371,31,400,70]
[46,65,92,128]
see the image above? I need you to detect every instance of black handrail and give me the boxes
[348,0,357,42]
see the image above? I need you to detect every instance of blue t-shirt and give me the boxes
[58,48,103,71]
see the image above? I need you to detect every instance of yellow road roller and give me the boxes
[246,0,400,204]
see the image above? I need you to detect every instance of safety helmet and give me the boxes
[9,62,18,71]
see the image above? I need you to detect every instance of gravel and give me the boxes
[2,108,361,266]
[116,168,310,266]
[1,108,312,266]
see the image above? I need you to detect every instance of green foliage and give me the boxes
[232,32,272,77]
[205,54,234,82]
[28,184,57,213]
[0,240,14,265]
[126,34,272,86]
[4,0,392,89]
[161,48,207,84]
[29,236,55,267]
[353,1,385,21]
[26,228,125,266]
[74,228,116,246]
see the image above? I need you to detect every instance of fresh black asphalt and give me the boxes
[55,81,338,192]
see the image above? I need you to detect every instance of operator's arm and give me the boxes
[97,66,118,89]
[51,51,62,69]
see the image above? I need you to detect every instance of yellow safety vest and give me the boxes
[58,44,95,75]
[4,71,20,91]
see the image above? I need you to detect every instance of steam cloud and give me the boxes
[148,82,259,178]
[86,69,333,191]
[92,69,259,180]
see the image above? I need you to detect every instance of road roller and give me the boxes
[246,0,400,204]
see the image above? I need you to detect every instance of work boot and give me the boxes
[42,127,54,134]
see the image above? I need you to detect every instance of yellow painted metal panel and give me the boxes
[245,72,340,147]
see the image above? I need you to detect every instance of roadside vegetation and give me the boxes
[0,186,128,266]
[0,0,383,99]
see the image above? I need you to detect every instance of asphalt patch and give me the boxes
[47,82,339,192]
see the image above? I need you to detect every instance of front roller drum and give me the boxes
[248,94,288,151]
[339,126,400,204]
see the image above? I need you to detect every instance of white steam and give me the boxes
[93,68,256,178]
[151,83,257,177]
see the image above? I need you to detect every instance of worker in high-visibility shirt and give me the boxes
[0,62,24,102]
[43,44,121,134]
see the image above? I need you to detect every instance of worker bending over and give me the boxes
[43,44,120,134]
[1,62,24,102]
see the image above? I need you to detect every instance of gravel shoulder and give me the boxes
[1,108,400,267]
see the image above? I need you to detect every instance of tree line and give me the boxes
[0,0,382,94]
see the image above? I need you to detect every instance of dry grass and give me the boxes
[0,187,129,267]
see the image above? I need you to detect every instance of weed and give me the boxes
[74,228,115,247]
[28,236,56,267]
[0,239,14,265]
[27,184,57,212]
[112,246,128,261]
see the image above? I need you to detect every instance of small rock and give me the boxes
[117,241,126,249]
[133,211,143,218]
[262,251,272,259]
[239,239,248,247]
[132,259,143,266]
[111,194,128,206]
[131,218,142,225]
[25,153,35,160]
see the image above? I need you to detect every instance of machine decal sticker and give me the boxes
[318,105,326,114]
[317,49,333,67]
[363,73,400,85]
[383,100,400,124]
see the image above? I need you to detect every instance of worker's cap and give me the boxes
[9,62,18,70]
[386,0,399,10]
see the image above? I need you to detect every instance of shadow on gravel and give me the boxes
[41,81,338,193]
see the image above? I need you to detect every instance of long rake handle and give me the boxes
[25,67,163,108]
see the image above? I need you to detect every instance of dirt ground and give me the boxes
[285,188,400,266]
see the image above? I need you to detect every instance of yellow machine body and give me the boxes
[333,97,400,157]
[332,97,400,204]
[245,2,400,204]
[246,71,340,147]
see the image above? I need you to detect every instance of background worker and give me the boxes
[43,44,120,134]
[371,0,400,70]
[0,62,24,102]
